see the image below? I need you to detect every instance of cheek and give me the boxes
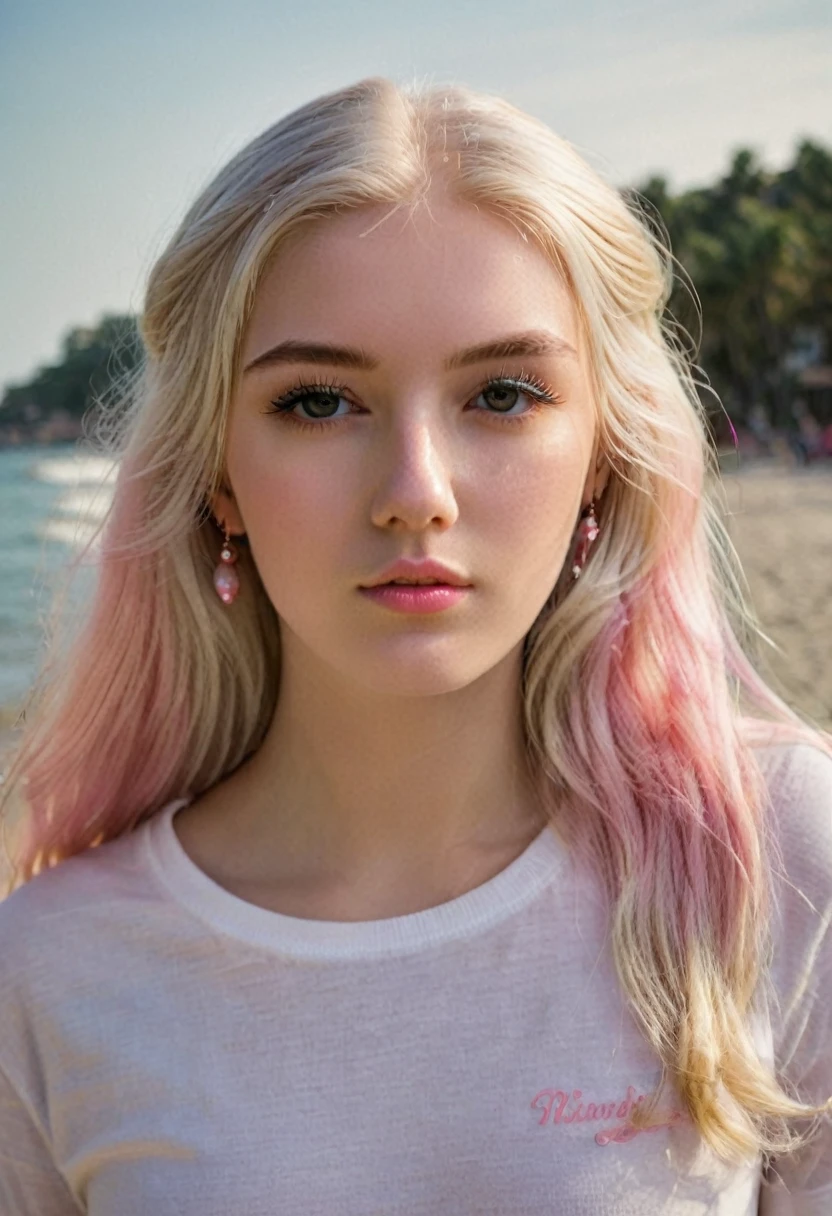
[226,433,354,588]
[475,423,588,556]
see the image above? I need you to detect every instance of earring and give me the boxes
[570,498,600,581]
[213,522,240,604]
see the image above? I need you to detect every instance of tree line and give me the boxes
[2,138,830,446]
[631,139,831,438]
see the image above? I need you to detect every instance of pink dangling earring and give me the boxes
[570,497,600,581]
[213,523,240,605]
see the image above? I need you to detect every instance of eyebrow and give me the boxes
[242,329,578,375]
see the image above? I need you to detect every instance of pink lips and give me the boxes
[358,584,470,614]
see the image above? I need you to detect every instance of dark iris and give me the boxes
[297,390,340,418]
[482,383,520,412]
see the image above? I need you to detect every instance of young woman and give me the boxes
[1,77,830,1215]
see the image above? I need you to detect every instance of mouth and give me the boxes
[359,576,473,590]
[377,583,462,593]
[358,561,472,590]
[357,582,471,613]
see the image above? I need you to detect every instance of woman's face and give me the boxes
[218,195,604,695]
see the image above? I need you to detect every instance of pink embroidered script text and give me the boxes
[531,1085,686,1146]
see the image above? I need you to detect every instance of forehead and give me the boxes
[243,197,579,362]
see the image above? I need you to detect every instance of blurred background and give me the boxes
[1,0,831,769]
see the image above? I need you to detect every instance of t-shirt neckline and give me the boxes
[143,798,564,961]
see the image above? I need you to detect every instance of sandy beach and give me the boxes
[720,460,832,732]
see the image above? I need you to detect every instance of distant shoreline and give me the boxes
[0,418,85,448]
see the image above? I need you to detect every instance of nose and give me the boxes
[367,410,459,532]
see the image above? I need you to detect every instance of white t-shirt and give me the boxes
[0,740,830,1215]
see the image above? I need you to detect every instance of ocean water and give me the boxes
[0,444,116,711]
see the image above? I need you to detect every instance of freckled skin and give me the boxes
[186,193,609,908]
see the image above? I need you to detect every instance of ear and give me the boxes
[210,482,246,537]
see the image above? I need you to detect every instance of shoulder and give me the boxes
[753,738,832,899]
[0,818,158,996]
[753,735,832,802]
[0,818,177,1111]
[750,740,832,1121]
[752,740,832,1030]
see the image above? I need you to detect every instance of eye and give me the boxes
[266,380,355,430]
[470,374,562,421]
[265,369,563,433]
[475,380,533,415]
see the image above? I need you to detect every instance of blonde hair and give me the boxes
[2,76,831,1166]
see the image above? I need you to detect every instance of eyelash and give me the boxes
[264,369,563,433]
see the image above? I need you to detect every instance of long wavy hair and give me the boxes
[2,76,831,1165]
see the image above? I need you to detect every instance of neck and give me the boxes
[199,635,546,894]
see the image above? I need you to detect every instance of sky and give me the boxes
[1,0,830,394]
